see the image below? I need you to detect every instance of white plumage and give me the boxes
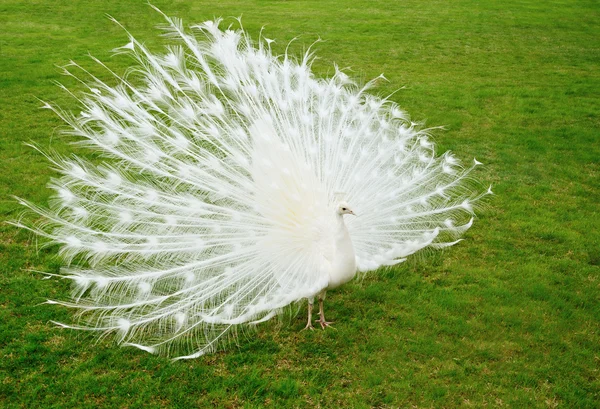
[16,9,490,359]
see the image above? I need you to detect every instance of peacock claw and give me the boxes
[302,323,315,331]
[316,319,335,329]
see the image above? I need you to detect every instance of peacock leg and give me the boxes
[316,292,334,329]
[303,299,315,330]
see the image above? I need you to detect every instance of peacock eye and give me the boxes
[342,207,347,211]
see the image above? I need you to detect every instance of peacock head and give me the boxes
[336,201,356,216]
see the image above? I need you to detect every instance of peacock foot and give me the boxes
[302,322,315,331]
[316,319,335,329]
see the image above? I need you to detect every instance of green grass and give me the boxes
[1,0,599,407]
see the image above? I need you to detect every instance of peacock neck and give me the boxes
[335,213,350,238]
[327,212,357,289]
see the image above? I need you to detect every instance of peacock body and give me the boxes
[16,10,490,359]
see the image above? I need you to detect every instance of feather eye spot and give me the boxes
[119,211,133,224]
[65,235,82,248]
[58,188,75,204]
[117,318,131,334]
[164,215,177,226]
[103,131,120,146]
[184,272,195,284]
[145,189,159,203]
[69,164,86,179]
[138,282,152,296]
[224,304,234,318]
[72,275,91,288]
[174,312,186,328]
[106,171,122,187]
[93,241,108,253]
[94,277,108,289]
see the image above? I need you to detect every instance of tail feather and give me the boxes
[18,11,489,358]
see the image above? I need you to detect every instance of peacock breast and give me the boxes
[327,230,357,289]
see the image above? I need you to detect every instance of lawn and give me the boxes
[1,0,599,407]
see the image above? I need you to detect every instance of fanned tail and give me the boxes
[16,10,489,358]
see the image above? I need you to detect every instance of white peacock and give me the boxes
[14,9,491,359]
